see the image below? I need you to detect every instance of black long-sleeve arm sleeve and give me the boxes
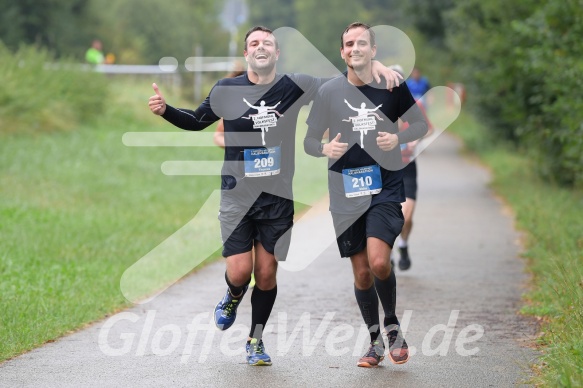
[396,85,428,143]
[301,75,334,156]
[160,103,219,131]
[397,105,427,144]
[303,126,327,157]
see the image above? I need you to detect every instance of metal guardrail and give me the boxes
[46,58,245,101]
[93,64,174,74]
[90,57,244,74]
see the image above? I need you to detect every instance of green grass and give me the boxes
[0,43,108,133]
[0,77,225,361]
[449,110,583,387]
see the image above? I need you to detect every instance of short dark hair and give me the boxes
[244,26,279,50]
[341,22,375,48]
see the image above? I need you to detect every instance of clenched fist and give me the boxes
[376,131,399,151]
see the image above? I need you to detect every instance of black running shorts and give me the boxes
[402,161,417,201]
[219,200,294,260]
[332,202,404,258]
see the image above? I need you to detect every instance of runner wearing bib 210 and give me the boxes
[304,23,427,368]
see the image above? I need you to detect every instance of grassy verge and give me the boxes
[0,78,226,361]
[0,43,108,133]
[448,111,583,386]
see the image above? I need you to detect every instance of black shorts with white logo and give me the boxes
[332,201,404,258]
[219,199,294,260]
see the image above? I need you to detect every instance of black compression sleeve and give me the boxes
[161,105,217,131]
[397,102,428,144]
[304,127,326,157]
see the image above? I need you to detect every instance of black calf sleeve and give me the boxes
[249,285,277,340]
[374,270,400,328]
[354,284,381,342]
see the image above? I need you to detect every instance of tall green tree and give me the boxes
[446,0,583,187]
[405,0,454,48]
[445,0,539,140]
[0,0,97,57]
[248,0,296,29]
[294,0,366,70]
[293,0,411,70]
[0,0,232,63]
[511,0,583,186]
[89,0,230,64]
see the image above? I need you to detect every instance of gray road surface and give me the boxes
[0,133,538,387]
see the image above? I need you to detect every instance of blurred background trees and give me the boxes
[444,0,583,186]
[0,0,230,63]
[0,0,581,186]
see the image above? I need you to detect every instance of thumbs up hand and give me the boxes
[149,83,166,115]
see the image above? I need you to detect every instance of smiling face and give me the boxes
[244,30,279,74]
[340,26,376,72]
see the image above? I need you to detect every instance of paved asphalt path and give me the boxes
[0,133,538,387]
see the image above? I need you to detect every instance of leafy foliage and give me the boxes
[0,0,230,64]
[248,0,296,29]
[405,0,454,48]
[445,0,583,187]
[511,0,583,187]
[0,0,96,57]
[0,42,108,133]
[88,0,230,64]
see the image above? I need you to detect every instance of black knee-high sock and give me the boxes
[374,269,400,329]
[354,284,381,342]
[249,285,277,340]
[225,271,250,297]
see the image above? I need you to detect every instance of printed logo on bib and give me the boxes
[244,146,281,177]
[242,98,284,146]
[342,99,384,149]
[342,165,382,197]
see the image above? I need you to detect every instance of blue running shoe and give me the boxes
[214,286,247,331]
[246,338,272,366]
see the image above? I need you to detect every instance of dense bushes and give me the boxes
[445,0,583,187]
[0,42,108,133]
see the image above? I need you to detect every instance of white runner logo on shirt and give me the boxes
[242,99,284,145]
[342,99,384,148]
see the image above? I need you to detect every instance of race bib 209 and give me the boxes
[244,146,281,177]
